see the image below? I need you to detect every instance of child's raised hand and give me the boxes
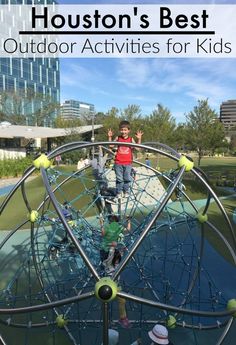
[135,130,143,140]
[108,128,113,138]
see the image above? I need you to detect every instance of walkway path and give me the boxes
[0,177,22,188]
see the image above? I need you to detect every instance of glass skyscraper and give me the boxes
[0,0,60,126]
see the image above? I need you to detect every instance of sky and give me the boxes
[58,0,236,123]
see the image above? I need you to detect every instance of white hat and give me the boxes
[101,329,119,345]
[148,324,169,345]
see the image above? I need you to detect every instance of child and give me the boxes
[100,215,131,266]
[108,120,143,199]
[100,215,131,328]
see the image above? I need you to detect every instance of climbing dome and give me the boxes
[0,141,236,345]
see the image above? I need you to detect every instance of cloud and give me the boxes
[60,61,101,86]
[116,59,153,87]
[116,58,236,109]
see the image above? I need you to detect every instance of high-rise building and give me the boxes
[220,100,236,130]
[61,99,95,121]
[0,0,60,126]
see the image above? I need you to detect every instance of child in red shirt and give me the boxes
[108,120,143,199]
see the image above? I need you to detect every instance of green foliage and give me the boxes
[185,99,225,166]
[143,104,176,144]
[0,157,33,178]
[0,90,59,126]
[120,104,142,121]
[53,116,83,147]
[95,103,176,146]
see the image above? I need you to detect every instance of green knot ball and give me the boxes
[33,154,51,169]
[167,315,177,329]
[29,210,39,223]
[95,277,118,302]
[178,155,194,172]
[227,299,236,318]
[197,212,208,223]
[56,314,68,328]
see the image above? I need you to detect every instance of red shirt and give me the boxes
[115,136,133,165]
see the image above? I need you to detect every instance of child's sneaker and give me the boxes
[106,194,122,204]
[118,316,131,328]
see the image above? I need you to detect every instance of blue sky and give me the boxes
[59,0,235,122]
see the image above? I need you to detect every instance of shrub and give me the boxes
[0,157,33,178]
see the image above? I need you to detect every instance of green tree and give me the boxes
[143,104,176,144]
[94,107,120,141]
[0,90,59,126]
[121,104,142,121]
[173,123,188,151]
[185,99,225,166]
[54,115,83,145]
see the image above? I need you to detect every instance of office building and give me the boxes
[61,99,95,121]
[0,0,60,127]
[220,100,236,130]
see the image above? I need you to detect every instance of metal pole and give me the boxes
[91,111,95,160]
[102,303,109,345]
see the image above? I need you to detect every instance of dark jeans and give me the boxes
[114,164,132,195]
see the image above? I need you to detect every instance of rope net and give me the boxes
[0,142,235,345]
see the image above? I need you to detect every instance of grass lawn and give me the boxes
[149,155,236,174]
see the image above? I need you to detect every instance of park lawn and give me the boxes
[149,155,236,173]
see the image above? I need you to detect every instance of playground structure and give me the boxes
[0,141,236,345]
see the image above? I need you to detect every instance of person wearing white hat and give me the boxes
[148,324,172,345]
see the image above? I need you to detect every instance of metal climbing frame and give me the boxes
[0,141,236,345]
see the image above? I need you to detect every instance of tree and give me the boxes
[0,90,59,126]
[54,116,83,145]
[173,123,188,151]
[143,104,176,144]
[0,91,26,125]
[120,104,142,122]
[185,99,225,166]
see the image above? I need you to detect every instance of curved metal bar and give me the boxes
[46,141,87,159]
[0,166,35,215]
[0,318,56,329]
[194,166,212,215]
[0,317,229,330]
[215,317,234,345]
[113,166,186,281]
[0,291,94,315]
[44,141,181,163]
[192,168,236,250]
[20,177,33,213]
[0,334,7,345]
[41,168,100,281]
[205,221,236,265]
[118,291,236,318]
[0,220,29,250]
